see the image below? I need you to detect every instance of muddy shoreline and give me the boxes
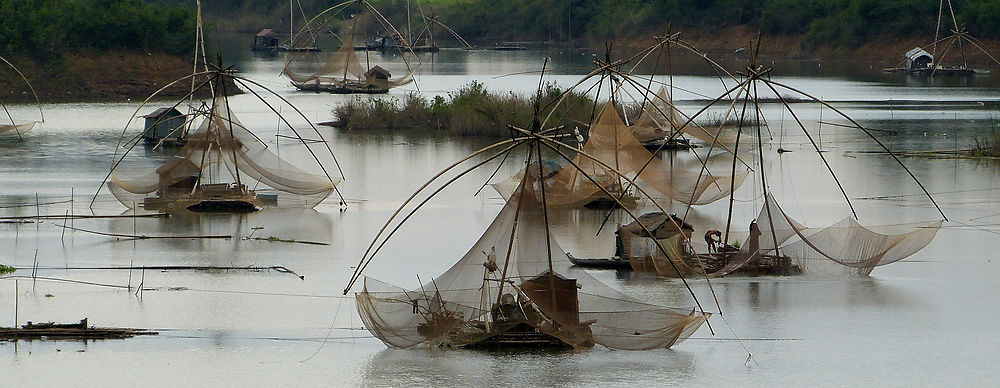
[2,29,997,103]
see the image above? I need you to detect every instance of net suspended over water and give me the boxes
[0,121,38,137]
[357,178,708,350]
[493,102,748,207]
[631,87,759,153]
[108,95,340,209]
[282,27,414,90]
[755,195,942,276]
[283,33,365,84]
[616,194,940,277]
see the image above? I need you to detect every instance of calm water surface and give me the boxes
[1,45,1000,387]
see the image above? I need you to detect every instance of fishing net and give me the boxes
[357,178,708,350]
[631,87,758,155]
[108,95,339,209]
[492,102,748,207]
[283,28,414,89]
[756,195,942,275]
[283,34,366,84]
[0,121,38,137]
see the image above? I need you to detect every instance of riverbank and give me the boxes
[611,25,1000,68]
[0,50,231,103]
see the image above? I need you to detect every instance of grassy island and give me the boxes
[332,81,599,137]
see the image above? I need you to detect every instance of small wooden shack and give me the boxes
[365,65,392,81]
[520,271,580,326]
[620,212,694,239]
[905,47,933,72]
[142,107,186,145]
[253,28,280,51]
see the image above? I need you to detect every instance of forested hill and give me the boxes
[0,1,200,101]
[164,0,1000,45]
[0,0,194,55]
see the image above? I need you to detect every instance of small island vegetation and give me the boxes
[332,81,599,136]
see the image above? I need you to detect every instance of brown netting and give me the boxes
[492,102,748,207]
[0,122,38,137]
[108,95,339,209]
[283,27,414,90]
[357,178,708,350]
[756,195,942,275]
[630,87,756,154]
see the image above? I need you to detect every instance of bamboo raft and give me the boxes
[0,319,157,341]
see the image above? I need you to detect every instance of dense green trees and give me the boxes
[3,0,998,56]
[0,0,195,55]
[362,0,1000,45]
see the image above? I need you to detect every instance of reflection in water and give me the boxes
[361,346,697,386]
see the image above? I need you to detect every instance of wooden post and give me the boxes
[14,280,19,331]
[61,210,68,241]
[32,250,38,292]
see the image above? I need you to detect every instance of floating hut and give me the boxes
[141,107,186,146]
[252,28,280,51]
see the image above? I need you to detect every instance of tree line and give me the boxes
[0,0,195,55]
[4,0,999,56]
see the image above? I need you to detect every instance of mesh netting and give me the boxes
[108,95,339,209]
[357,179,708,350]
[492,102,747,207]
[630,87,757,154]
[756,195,942,275]
[0,121,38,137]
[283,32,414,90]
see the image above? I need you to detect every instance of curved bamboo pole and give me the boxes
[344,138,530,293]
[764,79,947,220]
[0,55,44,123]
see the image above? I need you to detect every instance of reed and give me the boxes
[333,81,596,136]
[971,130,1000,158]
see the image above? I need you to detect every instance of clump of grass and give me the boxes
[971,130,1000,158]
[0,264,15,275]
[333,81,596,136]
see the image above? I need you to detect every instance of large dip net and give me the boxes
[108,94,340,209]
[356,178,708,350]
[492,102,748,208]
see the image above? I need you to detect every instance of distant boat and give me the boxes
[491,42,526,51]
[883,0,999,76]
[282,1,415,94]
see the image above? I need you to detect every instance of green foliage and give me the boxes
[333,81,595,136]
[356,0,1000,44]
[0,264,14,275]
[0,0,195,55]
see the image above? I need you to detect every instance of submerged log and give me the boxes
[0,318,157,341]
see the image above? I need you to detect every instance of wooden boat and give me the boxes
[884,1,999,77]
[0,319,157,341]
[282,1,414,94]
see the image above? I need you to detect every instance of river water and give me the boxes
[1,43,1000,387]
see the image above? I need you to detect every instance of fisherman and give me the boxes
[705,229,722,253]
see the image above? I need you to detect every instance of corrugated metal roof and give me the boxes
[142,107,182,118]
[905,47,932,61]
[256,28,279,38]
